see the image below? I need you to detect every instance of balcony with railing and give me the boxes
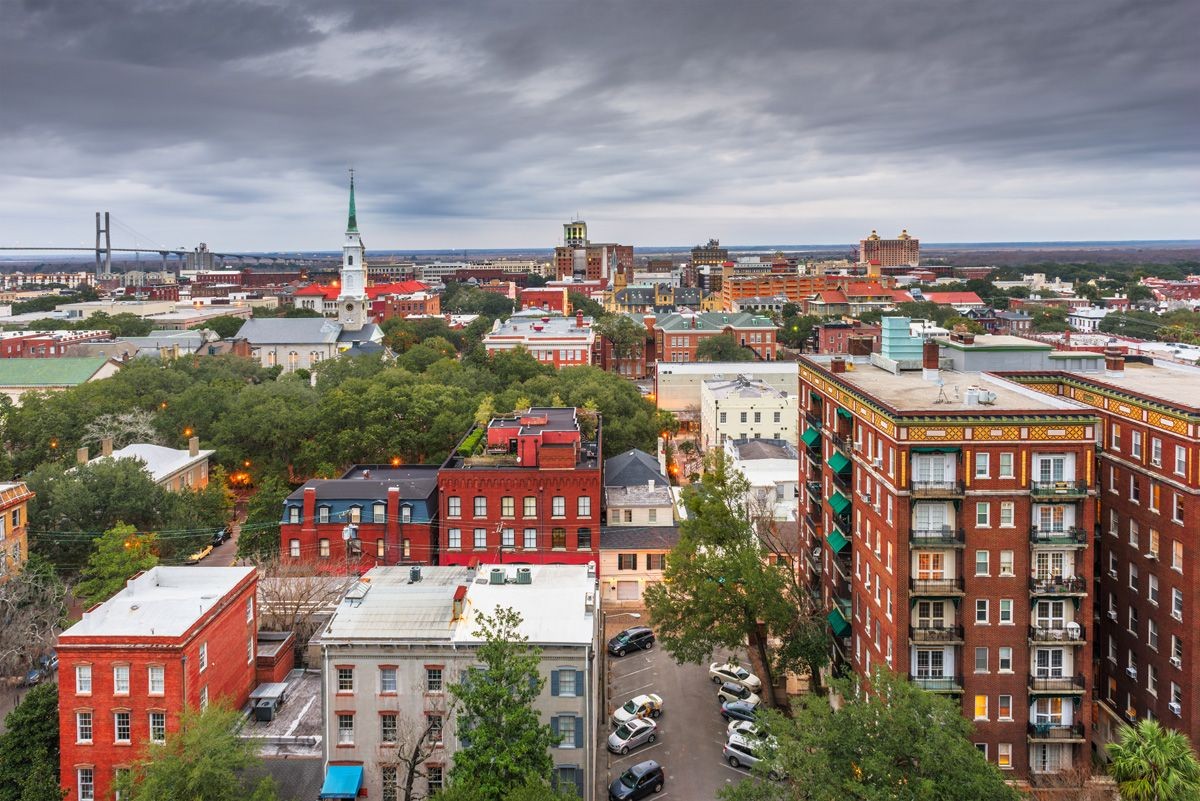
[831,551,851,582]
[909,479,964,498]
[831,470,852,494]
[829,431,852,455]
[912,674,963,693]
[1029,576,1087,596]
[1029,527,1087,548]
[805,411,822,429]
[1028,624,1086,645]
[910,526,965,549]
[910,577,965,596]
[1028,674,1086,695]
[1027,721,1085,742]
[1030,480,1089,499]
[909,625,964,644]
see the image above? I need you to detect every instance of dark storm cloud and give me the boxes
[0,0,1195,248]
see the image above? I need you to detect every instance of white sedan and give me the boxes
[612,693,664,726]
[709,661,762,692]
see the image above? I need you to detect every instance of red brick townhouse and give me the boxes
[653,311,779,364]
[280,465,439,571]
[57,567,258,801]
[437,407,602,571]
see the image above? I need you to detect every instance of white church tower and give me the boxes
[338,170,368,331]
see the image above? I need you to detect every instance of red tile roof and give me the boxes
[293,280,430,300]
[923,291,984,305]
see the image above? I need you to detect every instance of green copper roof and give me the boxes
[828,451,851,474]
[347,171,358,232]
[0,356,113,387]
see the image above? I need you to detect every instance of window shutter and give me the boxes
[550,716,560,739]
[574,717,583,750]
[574,767,584,797]
[574,669,583,694]
[529,674,538,694]
[550,670,560,696]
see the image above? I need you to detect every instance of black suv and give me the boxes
[608,760,664,800]
[607,626,655,657]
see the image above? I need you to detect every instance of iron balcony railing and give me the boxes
[910,526,965,548]
[829,432,852,453]
[1028,674,1086,693]
[1027,721,1085,741]
[1029,576,1088,595]
[909,625,964,644]
[1030,480,1089,498]
[1028,624,1086,644]
[1029,527,1087,547]
[910,577,965,595]
[912,675,963,693]
[909,480,964,498]
[805,411,822,429]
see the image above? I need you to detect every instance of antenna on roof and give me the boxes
[935,381,950,405]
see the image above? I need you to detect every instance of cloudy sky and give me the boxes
[1,0,1196,252]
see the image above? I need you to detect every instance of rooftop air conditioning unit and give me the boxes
[1170,656,1182,669]
[1126,666,1138,679]
[1169,702,1182,716]
[489,568,507,585]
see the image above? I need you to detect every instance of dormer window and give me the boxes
[348,505,362,524]
[288,506,300,524]
[317,505,331,524]
[373,503,386,524]
[400,505,412,523]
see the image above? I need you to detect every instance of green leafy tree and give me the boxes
[449,607,559,800]
[778,314,821,350]
[193,315,246,339]
[0,683,62,801]
[567,292,604,318]
[1107,719,1200,801]
[238,474,291,562]
[76,524,159,607]
[593,314,647,360]
[1126,283,1154,304]
[696,333,755,362]
[944,315,987,334]
[720,669,1020,801]
[645,450,828,702]
[1031,305,1071,333]
[114,703,278,801]
[434,782,577,801]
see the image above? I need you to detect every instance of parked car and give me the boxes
[210,527,230,547]
[717,681,761,706]
[721,699,759,722]
[608,626,655,657]
[709,661,762,692]
[613,693,664,726]
[726,719,767,740]
[22,665,45,686]
[38,654,58,673]
[723,731,784,778]
[607,717,658,754]
[608,760,665,800]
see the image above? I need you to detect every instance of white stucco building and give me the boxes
[700,375,798,450]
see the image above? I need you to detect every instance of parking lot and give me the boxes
[600,622,756,800]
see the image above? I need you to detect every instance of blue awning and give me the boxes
[320,765,363,799]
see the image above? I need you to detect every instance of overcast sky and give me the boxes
[1,0,1196,252]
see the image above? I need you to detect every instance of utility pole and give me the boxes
[94,211,111,277]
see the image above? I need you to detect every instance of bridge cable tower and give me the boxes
[94,211,111,276]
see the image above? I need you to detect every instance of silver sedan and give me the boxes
[607,717,659,755]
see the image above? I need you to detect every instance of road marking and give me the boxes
[613,665,656,680]
[721,762,750,775]
[608,740,664,763]
[620,681,657,695]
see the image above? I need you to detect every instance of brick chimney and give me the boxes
[1104,340,1125,377]
[302,486,317,534]
[830,357,847,374]
[188,436,200,457]
[101,437,113,457]
[922,339,940,382]
[576,310,584,328]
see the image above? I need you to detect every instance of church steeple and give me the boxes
[347,169,358,233]
[338,169,367,331]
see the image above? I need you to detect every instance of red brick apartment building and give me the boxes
[1002,352,1200,754]
[798,350,1099,784]
[56,567,258,801]
[280,465,440,570]
[482,312,596,368]
[437,408,602,571]
[653,311,779,363]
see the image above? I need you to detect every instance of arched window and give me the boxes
[347,255,354,266]
[288,351,299,371]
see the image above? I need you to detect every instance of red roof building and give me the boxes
[294,281,431,315]
[437,408,602,571]
[57,567,258,801]
[922,291,987,311]
[519,286,571,314]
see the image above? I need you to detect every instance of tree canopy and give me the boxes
[720,669,1021,801]
[696,333,756,362]
[449,607,559,800]
[0,682,62,801]
[75,523,159,607]
[192,315,245,339]
[1107,719,1200,801]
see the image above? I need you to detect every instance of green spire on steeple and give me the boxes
[347,168,358,232]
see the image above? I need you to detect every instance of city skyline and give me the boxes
[1,0,1196,251]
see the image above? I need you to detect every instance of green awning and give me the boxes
[828,451,851,474]
[911,446,962,454]
[836,407,853,420]
[828,492,850,515]
[801,427,820,447]
[826,528,849,553]
[827,608,851,637]
[810,391,822,403]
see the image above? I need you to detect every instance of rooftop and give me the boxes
[599,525,681,551]
[605,482,674,508]
[318,564,596,646]
[731,438,799,461]
[90,443,214,484]
[0,356,115,387]
[604,449,668,489]
[703,375,790,400]
[243,669,323,759]
[486,315,595,339]
[235,318,343,345]
[1066,360,1200,412]
[654,311,776,332]
[805,356,1086,415]
[934,333,1052,351]
[61,566,255,640]
[286,466,439,502]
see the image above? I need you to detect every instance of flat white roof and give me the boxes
[61,566,254,639]
[320,564,595,647]
[657,361,799,375]
[89,443,214,484]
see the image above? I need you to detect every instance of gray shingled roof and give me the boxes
[599,525,681,550]
[604,449,667,488]
[235,318,342,345]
